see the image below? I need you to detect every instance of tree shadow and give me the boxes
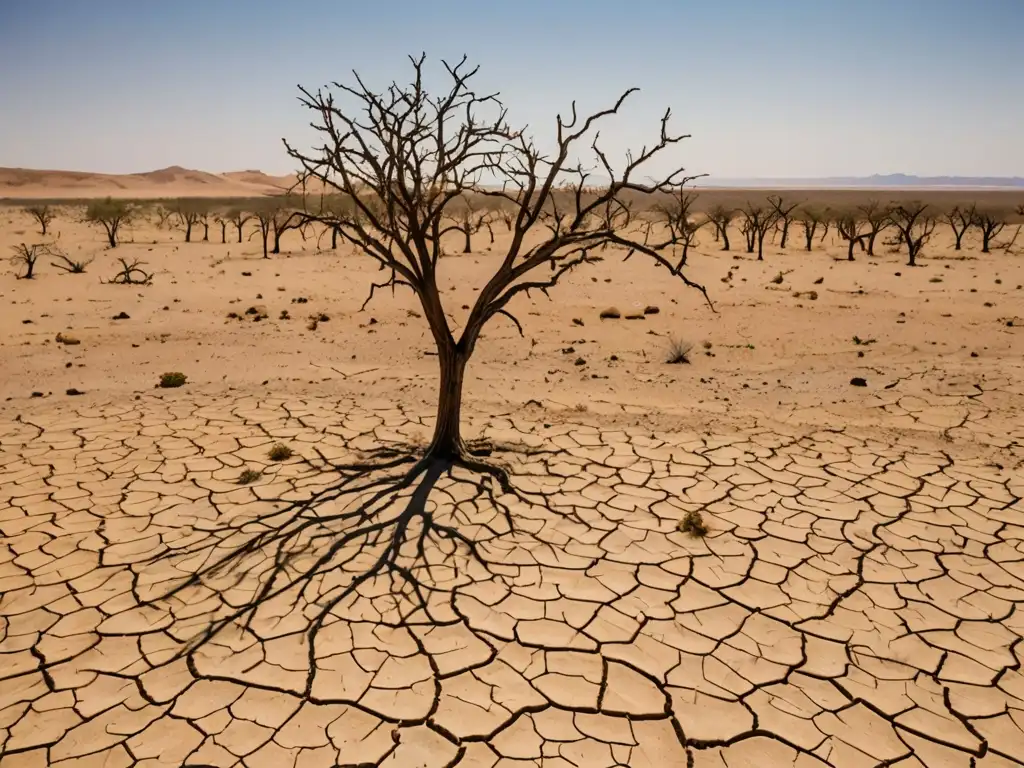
[138,442,579,693]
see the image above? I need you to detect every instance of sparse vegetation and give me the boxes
[268,443,293,461]
[237,468,261,485]
[678,510,708,537]
[158,372,187,388]
[49,245,93,274]
[10,242,45,279]
[666,336,693,364]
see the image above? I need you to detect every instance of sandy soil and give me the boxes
[1,197,1023,767]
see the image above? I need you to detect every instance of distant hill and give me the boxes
[698,174,1024,189]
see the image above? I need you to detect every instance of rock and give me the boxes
[574,357,586,366]
[849,377,867,387]
[112,312,130,320]
[66,388,85,396]
[643,305,660,315]
[31,391,43,398]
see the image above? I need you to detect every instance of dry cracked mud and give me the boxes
[1,389,1022,768]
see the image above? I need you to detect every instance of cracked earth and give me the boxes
[1,387,1022,768]
[2,214,1024,766]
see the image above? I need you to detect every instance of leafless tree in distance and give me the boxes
[441,195,495,254]
[796,207,827,252]
[170,199,205,242]
[835,210,869,261]
[270,201,308,254]
[10,242,46,279]
[767,195,800,249]
[706,204,735,251]
[653,189,702,264]
[85,198,133,248]
[249,208,274,259]
[223,208,253,243]
[25,205,56,236]
[739,201,778,260]
[888,202,936,266]
[942,204,976,251]
[972,208,1008,254]
[857,200,890,256]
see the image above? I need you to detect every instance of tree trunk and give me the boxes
[220,222,227,243]
[261,232,269,259]
[184,222,192,243]
[107,225,117,248]
[756,232,765,260]
[273,230,282,254]
[779,222,790,249]
[847,237,856,261]
[462,226,471,254]
[720,225,730,251]
[953,230,964,250]
[202,223,209,242]
[982,231,992,253]
[237,225,244,243]
[331,226,339,250]
[427,347,468,458]
[867,230,878,256]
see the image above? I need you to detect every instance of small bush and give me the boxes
[770,271,785,284]
[678,510,708,537]
[599,307,621,319]
[237,468,261,485]
[666,336,693,364]
[159,372,187,388]
[268,443,293,461]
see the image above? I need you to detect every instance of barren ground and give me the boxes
[1,201,1023,768]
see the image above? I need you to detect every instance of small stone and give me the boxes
[849,377,867,387]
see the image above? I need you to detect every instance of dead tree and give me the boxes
[706,204,735,251]
[137,54,717,674]
[767,195,800,249]
[25,205,56,236]
[835,210,869,261]
[169,199,205,242]
[857,200,890,256]
[653,189,702,263]
[49,246,93,274]
[888,202,936,266]
[105,258,153,285]
[286,54,711,460]
[249,209,273,258]
[441,196,494,254]
[10,242,44,279]
[972,208,1007,253]
[85,198,133,248]
[271,204,307,254]
[224,209,252,243]
[942,204,976,251]
[738,201,778,260]
[214,212,229,243]
[796,207,826,252]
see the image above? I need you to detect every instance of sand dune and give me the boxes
[0,165,300,200]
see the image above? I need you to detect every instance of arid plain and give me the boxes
[1,169,1023,768]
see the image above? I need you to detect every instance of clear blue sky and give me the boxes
[1,0,1021,179]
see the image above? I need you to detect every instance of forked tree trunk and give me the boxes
[428,345,468,458]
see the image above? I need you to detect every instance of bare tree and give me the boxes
[441,195,495,254]
[796,207,826,252]
[214,211,230,243]
[738,201,778,260]
[249,209,273,259]
[942,204,976,251]
[835,210,869,261]
[169,199,208,242]
[706,204,735,251]
[10,242,45,279]
[857,200,890,256]
[888,202,936,266]
[224,208,253,243]
[25,205,56,236]
[767,195,800,249]
[85,198,133,248]
[270,202,307,254]
[286,54,711,460]
[653,189,702,263]
[972,208,1007,254]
